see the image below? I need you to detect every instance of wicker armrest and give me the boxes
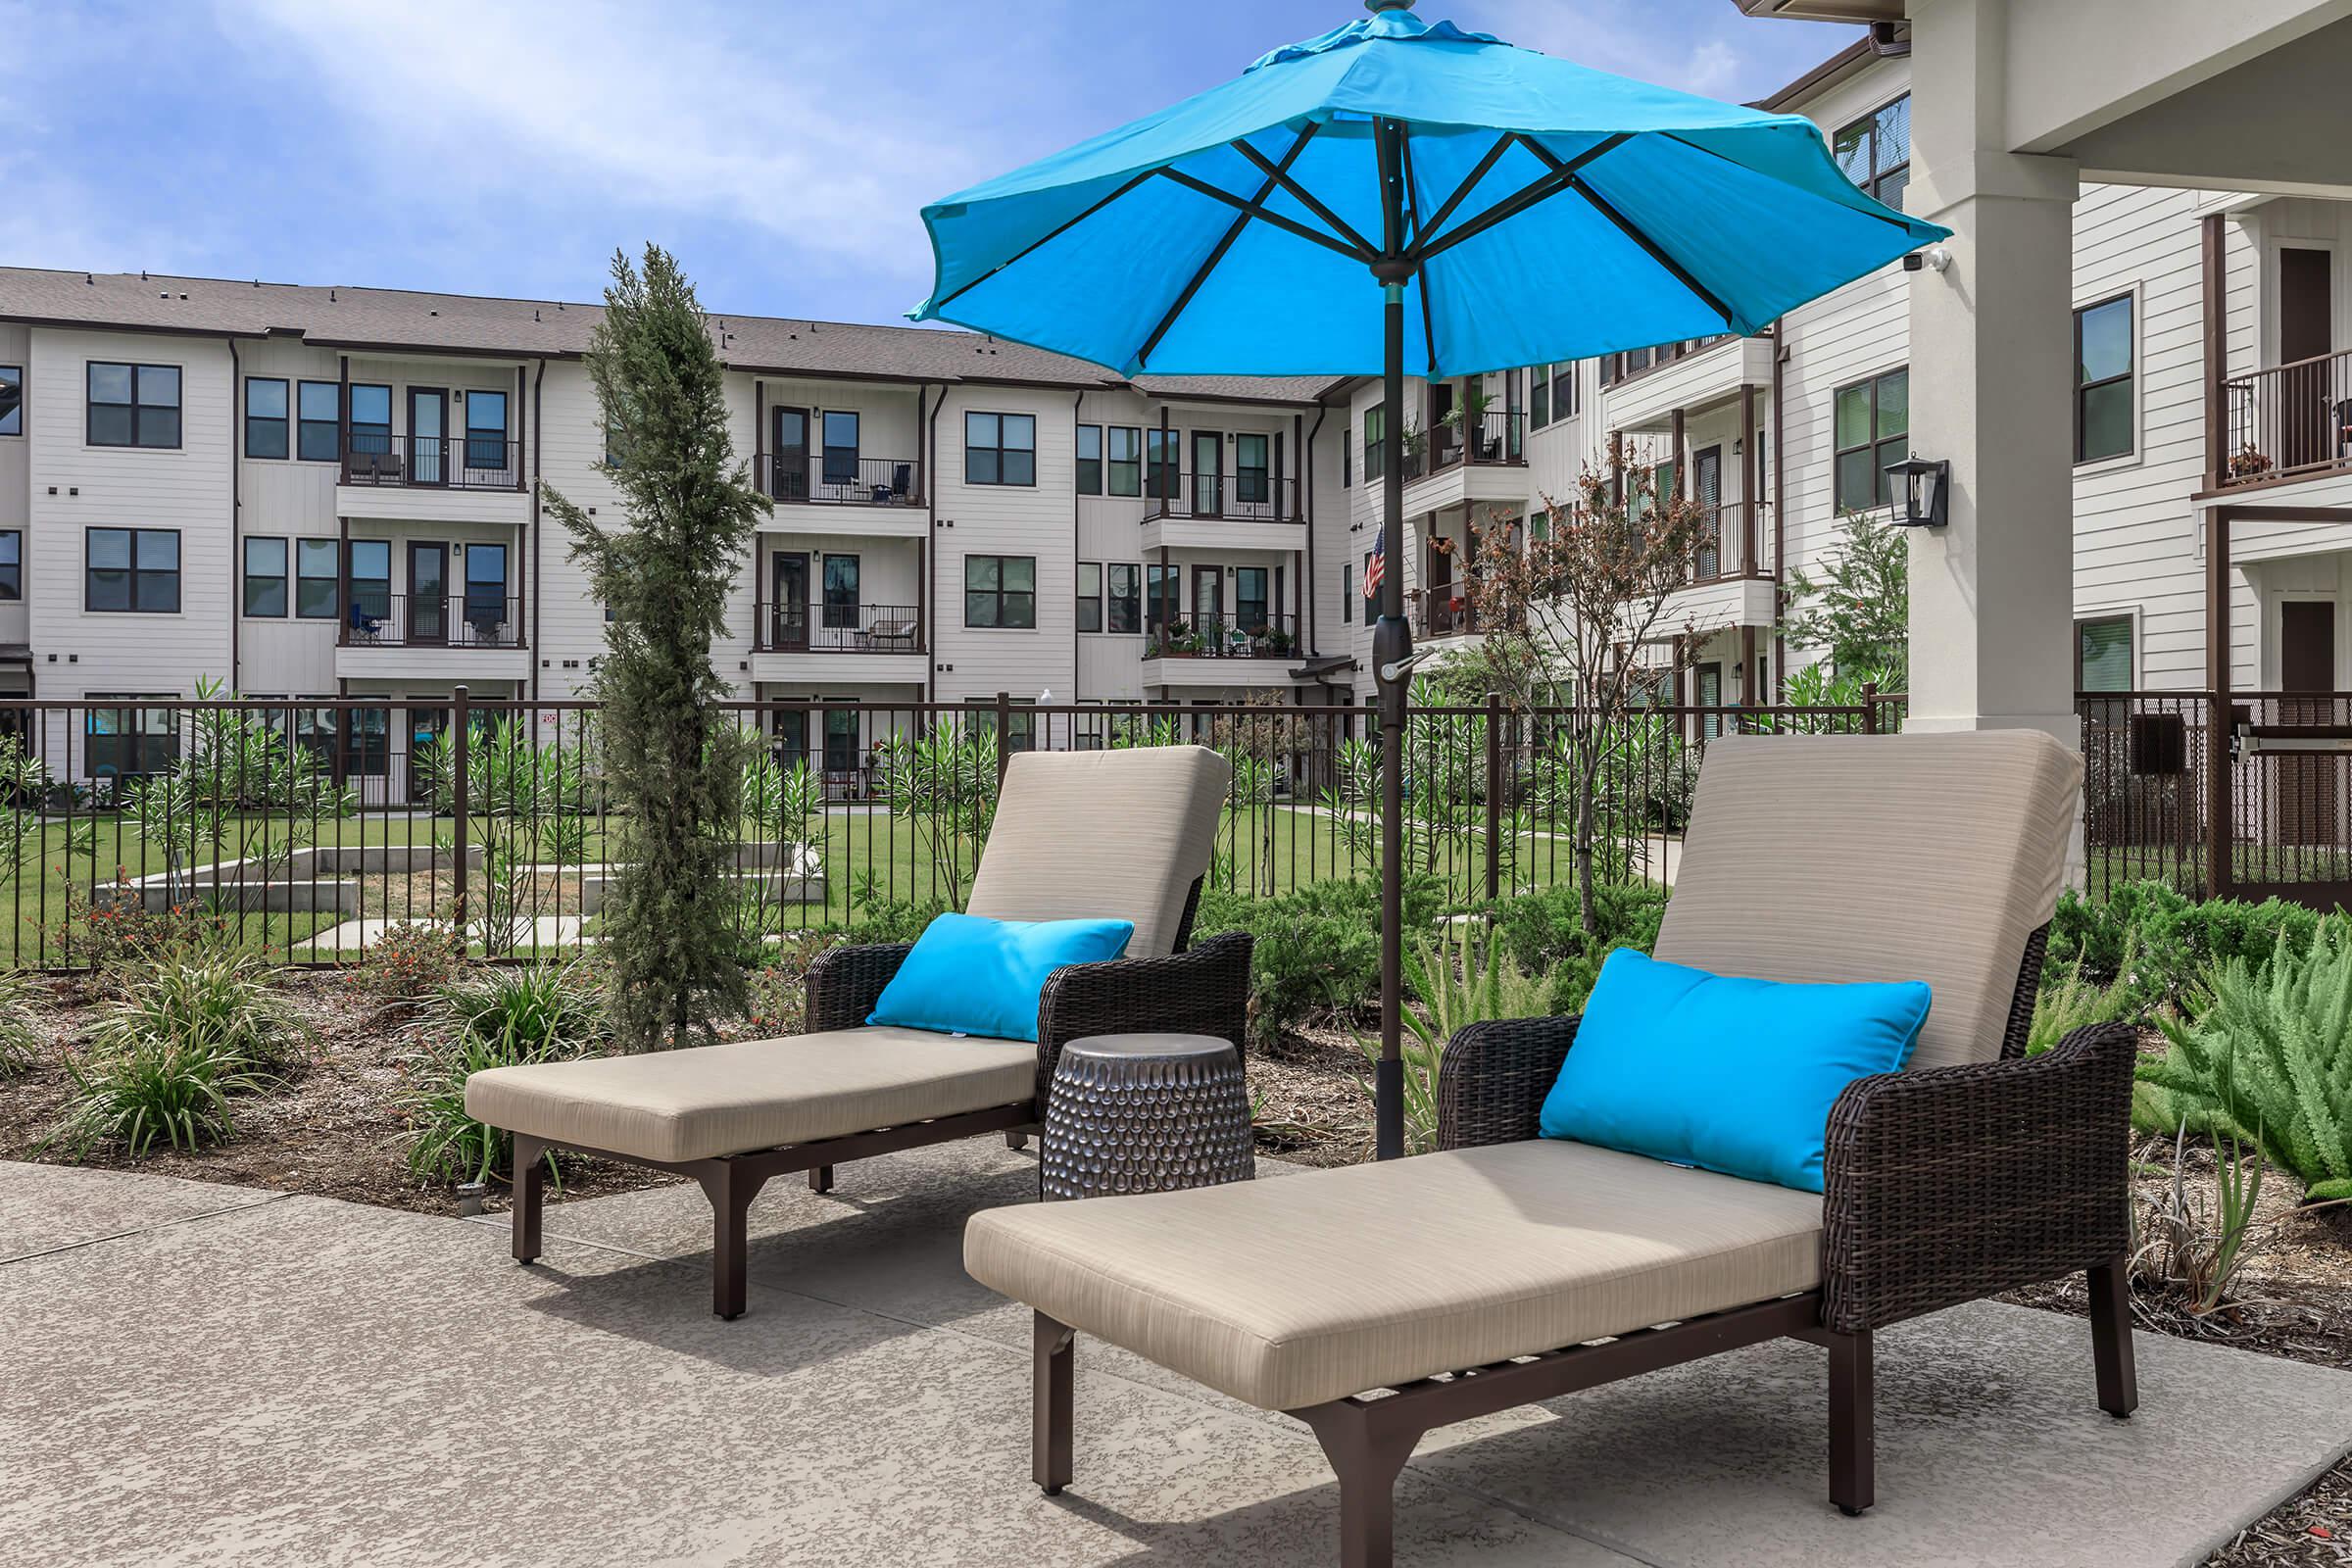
[1437,1014,1582,1151]
[1033,932,1254,1102]
[804,942,914,1033]
[1821,1020,2137,1334]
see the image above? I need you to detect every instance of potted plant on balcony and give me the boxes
[1439,381,1499,460]
[1262,627,1295,657]
[2229,442,2275,481]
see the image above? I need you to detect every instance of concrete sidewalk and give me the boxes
[3,1145,2349,1568]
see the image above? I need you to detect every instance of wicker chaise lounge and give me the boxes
[466,746,1249,1320]
[966,731,2137,1567]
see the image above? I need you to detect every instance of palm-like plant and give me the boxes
[1359,921,1549,1154]
[870,726,999,907]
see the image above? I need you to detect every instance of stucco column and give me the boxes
[1904,0,2081,750]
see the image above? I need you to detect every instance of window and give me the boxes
[2074,294,2134,464]
[824,708,859,776]
[1106,563,1140,633]
[1833,95,1910,209]
[86,700,179,780]
[2077,615,2134,693]
[1363,404,1387,479]
[822,554,858,629]
[297,381,340,462]
[1529,362,1576,429]
[1343,560,1354,622]
[1076,425,1102,495]
[342,707,389,778]
[465,544,510,637]
[1237,433,1269,506]
[243,536,288,616]
[1145,428,1177,499]
[820,410,858,486]
[244,377,289,459]
[87,362,181,449]
[0,531,18,599]
[1235,565,1270,633]
[1146,563,1177,631]
[466,389,510,469]
[1106,426,1141,496]
[347,539,391,624]
[1343,423,1351,487]
[964,412,1036,485]
[1077,562,1102,632]
[1833,368,1909,512]
[348,384,392,459]
[0,365,19,437]
[86,528,180,612]
[295,538,338,618]
[964,554,1036,627]
[1530,367,1550,429]
[966,700,1036,755]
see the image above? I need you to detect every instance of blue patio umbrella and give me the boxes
[912,0,1947,1159]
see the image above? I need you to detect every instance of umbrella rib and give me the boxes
[1397,125,1442,379]
[1414,130,1517,246]
[1153,168,1373,263]
[1410,133,1632,266]
[1135,122,1320,370]
[1229,136,1380,260]
[923,168,1160,315]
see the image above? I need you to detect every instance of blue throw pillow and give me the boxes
[867,912,1134,1044]
[1538,950,1931,1193]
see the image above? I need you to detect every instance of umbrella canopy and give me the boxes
[911,5,1945,375]
[911,1,1947,1160]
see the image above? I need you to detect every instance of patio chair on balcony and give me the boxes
[863,614,918,653]
[466,746,1248,1321]
[966,731,2133,1566]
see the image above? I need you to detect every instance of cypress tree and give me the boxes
[544,246,768,1051]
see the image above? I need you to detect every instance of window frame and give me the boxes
[1076,561,1103,633]
[347,383,393,460]
[1236,432,1270,506]
[297,381,340,463]
[1832,93,1911,209]
[1832,367,1910,513]
[346,538,392,624]
[1105,425,1141,497]
[85,527,183,613]
[963,412,1037,487]
[244,376,290,460]
[1105,563,1141,634]
[1075,424,1103,496]
[963,554,1038,629]
[1363,404,1387,480]
[243,535,290,617]
[0,529,21,601]
[465,388,511,470]
[2073,291,2137,466]
[86,361,183,450]
[2075,612,2137,693]
[295,537,339,618]
[0,364,20,438]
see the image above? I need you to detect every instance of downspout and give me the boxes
[1304,403,1328,661]
[228,339,240,689]
[530,357,545,699]
[1071,389,1086,704]
[924,383,946,703]
[1771,317,1788,703]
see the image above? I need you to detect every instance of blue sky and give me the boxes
[0,1,1860,326]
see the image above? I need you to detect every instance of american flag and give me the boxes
[1362,524,1385,600]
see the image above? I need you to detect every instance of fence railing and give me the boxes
[0,692,1902,971]
[1143,472,1299,522]
[2220,347,2352,485]
[757,453,923,507]
[342,435,523,491]
[340,594,525,650]
[756,603,923,655]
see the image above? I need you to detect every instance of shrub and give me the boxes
[2135,918,2352,1202]
[44,1035,271,1159]
[2025,957,2136,1057]
[1484,880,1666,976]
[405,962,608,1186]
[1197,874,1445,1046]
[1368,921,1551,1153]
[849,897,956,946]
[440,962,610,1056]
[351,921,470,1002]
[84,952,310,1074]
[0,971,45,1076]
[2049,881,2324,1019]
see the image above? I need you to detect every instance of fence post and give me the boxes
[1484,692,1502,902]
[451,684,470,937]
[1860,682,1879,735]
[996,691,1012,787]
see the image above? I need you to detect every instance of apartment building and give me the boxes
[0,273,1348,800]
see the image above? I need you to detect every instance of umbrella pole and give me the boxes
[1372,117,1413,1161]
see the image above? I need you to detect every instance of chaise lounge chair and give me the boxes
[965,731,2135,1567]
[466,745,1249,1319]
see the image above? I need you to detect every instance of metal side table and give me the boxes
[1042,1033,1254,1200]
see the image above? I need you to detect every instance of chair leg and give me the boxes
[511,1136,545,1264]
[698,1160,767,1321]
[1828,1328,1875,1517]
[1298,1406,1418,1568]
[1005,1131,1029,1151]
[2087,1253,2138,1418]
[1034,1312,1074,1494]
[808,1164,835,1195]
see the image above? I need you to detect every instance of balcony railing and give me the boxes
[756,603,923,655]
[339,593,525,649]
[1410,584,1489,640]
[1424,410,1528,473]
[342,435,523,491]
[2221,347,2352,486]
[1689,501,1772,583]
[1143,473,1299,522]
[1142,612,1301,661]
[757,454,923,507]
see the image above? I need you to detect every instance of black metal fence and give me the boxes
[0,691,1905,971]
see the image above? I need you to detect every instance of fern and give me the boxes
[2136,915,2352,1201]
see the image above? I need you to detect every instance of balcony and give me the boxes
[758,454,923,507]
[1601,334,1775,435]
[2219,347,2352,488]
[334,592,530,681]
[1418,410,1528,475]
[1140,474,1303,553]
[1142,612,1301,661]
[1410,584,1493,642]
[1668,501,1777,630]
[751,602,927,684]
[342,435,523,492]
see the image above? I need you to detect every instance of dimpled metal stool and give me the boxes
[1042,1034,1253,1200]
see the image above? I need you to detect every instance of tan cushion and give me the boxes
[465,1028,1038,1163]
[967,746,1230,958]
[965,1140,1822,1410]
[1655,730,2082,1070]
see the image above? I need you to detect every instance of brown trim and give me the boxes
[228,340,240,685]
[1746,35,1877,111]
[529,358,545,699]
[2208,507,2233,899]
[2203,215,2227,492]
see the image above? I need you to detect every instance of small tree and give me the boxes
[543,247,767,1052]
[1468,462,1716,936]
[1781,508,1909,691]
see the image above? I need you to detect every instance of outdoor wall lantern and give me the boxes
[1885,453,1950,528]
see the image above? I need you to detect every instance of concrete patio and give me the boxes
[5,1144,2351,1568]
